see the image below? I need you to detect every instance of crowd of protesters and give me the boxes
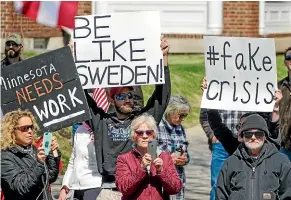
[0,32,291,200]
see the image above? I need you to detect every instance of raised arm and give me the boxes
[207,109,239,155]
[141,37,171,125]
[200,108,215,140]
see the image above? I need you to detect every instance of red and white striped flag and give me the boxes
[14,1,78,28]
[92,88,110,112]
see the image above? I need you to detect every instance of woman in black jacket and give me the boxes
[0,109,61,200]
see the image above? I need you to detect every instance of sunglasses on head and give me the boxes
[178,113,188,120]
[242,131,265,139]
[6,41,18,48]
[135,130,154,137]
[285,55,291,61]
[115,92,133,101]
[15,125,34,132]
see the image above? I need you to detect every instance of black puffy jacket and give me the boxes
[216,142,291,200]
[1,145,60,200]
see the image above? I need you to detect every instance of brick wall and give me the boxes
[1,1,290,40]
[0,1,92,38]
[223,1,259,37]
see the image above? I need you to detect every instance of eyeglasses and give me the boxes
[6,41,18,48]
[15,125,34,132]
[115,92,133,101]
[178,113,188,120]
[242,131,265,139]
[285,55,291,61]
[135,130,154,137]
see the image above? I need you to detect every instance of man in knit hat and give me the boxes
[216,114,291,200]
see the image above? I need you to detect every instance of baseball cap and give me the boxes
[6,33,22,45]
[109,86,134,97]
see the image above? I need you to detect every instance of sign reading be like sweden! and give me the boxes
[1,47,91,132]
[73,11,164,89]
[201,36,277,112]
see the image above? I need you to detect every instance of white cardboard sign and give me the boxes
[201,36,277,112]
[73,11,163,89]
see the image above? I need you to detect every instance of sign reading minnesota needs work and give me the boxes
[201,36,277,112]
[73,11,163,89]
[1,46,91,132]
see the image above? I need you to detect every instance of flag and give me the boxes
[93,88,110,112]
[14,1,78,28]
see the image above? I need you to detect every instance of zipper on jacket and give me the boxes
[251,167,255,200]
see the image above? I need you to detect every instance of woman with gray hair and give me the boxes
[115,114,182,199]
[158,94,191,200]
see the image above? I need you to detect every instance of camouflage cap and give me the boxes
[6,33,22,45]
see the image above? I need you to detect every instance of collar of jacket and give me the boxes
[110,112,135,123]
[234,141,277,165]
[1,57,22,67]
[132,148,143,159]
[162,116,182,132]
[9,144,34,155]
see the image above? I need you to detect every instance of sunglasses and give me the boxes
[115,92,133,101]
[15,125,34,132]
[242,131,265,139]
[178,113,188,120]
[135,130,155,137]
[6,41,18,48]
[285,55,291,61]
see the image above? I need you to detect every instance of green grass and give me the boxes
[142,54,205,128]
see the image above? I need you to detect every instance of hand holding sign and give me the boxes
[201,36,277,112]
[1,46,91,132]
[160,35,169,66]
[74,11,164,89]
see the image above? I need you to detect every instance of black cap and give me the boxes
[240,114,269,137]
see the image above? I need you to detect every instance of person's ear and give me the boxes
[284,60,288,67]
[109,96,115,106]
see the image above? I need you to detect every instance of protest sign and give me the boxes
[73,11,163,89]
[1,46,91,132]
[201,36,277,112]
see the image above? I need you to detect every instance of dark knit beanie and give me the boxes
[240,114,269,137]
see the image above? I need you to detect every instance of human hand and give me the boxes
[273,89,282,108]
[141,153,152,170]
[37,147,46,163]
[211,136,219,143]
[175,153,188,166]
[58,188,67,200]
[153,157,163,172]
[160,35,169,66]
[50,136,59,152]
[201,77,208,91]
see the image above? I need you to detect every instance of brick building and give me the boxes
[1,1,290,53]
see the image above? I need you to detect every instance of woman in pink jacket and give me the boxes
[115,114,182,200]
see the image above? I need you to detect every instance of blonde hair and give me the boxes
[0,109,39,150]
[130,114,158,140]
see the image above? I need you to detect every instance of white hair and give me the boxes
[130,114,158,140]
[164,94,191,118]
